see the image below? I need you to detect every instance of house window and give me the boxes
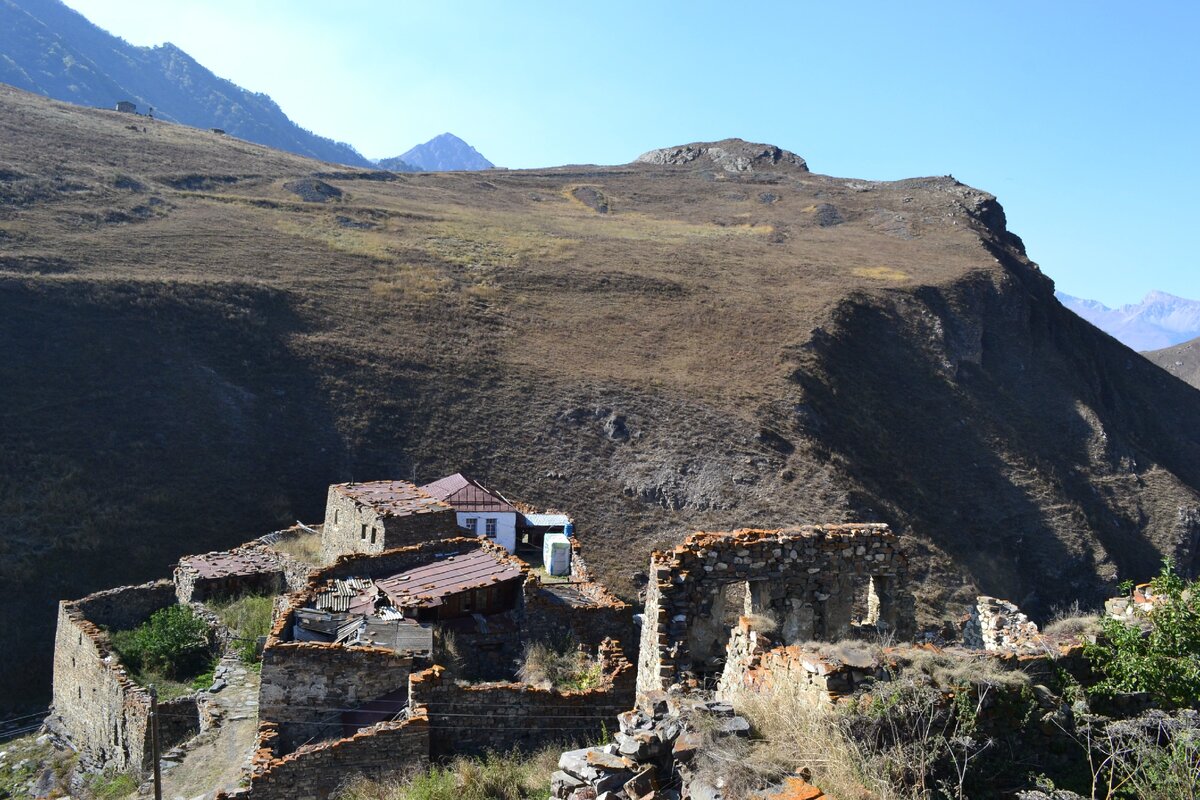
[370,527,377,544]
[360,523,367,540]
[465,518,478,534]
[485,518,497,538]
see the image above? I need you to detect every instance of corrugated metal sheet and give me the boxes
[375,549,523,609]
[522,513,571,528]
[336,481,452,518]
[420,473,518,514]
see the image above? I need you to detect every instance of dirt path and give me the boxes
[146,655,260,800]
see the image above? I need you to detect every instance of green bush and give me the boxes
[209,593,274,664]
[110,605,211,680]
[1084,559,1200,708]
[87,767,139,799]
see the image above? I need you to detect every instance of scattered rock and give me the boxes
[283,178,342,203]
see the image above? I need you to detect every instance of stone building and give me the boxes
[321,480,462,561]
[637,525,912,693]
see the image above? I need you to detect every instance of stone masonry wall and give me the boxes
[321,486,460,562]
[408,639,636,757]
[50,581,184,772]
[638,525,911,693]
[223,714,430,800]
[259,641,416,754]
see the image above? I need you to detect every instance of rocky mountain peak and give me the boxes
[635,138,808,173]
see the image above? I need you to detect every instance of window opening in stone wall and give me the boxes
[360,523,367,540]
[485,518,497,538]
[838,573,887,638]
[370,527,376,544]
[334,509,339,524]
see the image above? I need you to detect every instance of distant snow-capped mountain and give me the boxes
[1057,290,1200,351]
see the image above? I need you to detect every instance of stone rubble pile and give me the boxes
[551,694,752,800]
[963,596,1042,652]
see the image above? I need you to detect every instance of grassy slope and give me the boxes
[2,84,1199,709]
[1145,336,1200,389]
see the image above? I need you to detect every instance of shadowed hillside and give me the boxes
[1,85,1199,710]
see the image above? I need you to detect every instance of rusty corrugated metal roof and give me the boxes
[419,473,518,514]
[335,480,453,518]
[375,549,523,609]
[181,549,283,579]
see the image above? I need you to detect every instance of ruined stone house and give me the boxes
[637,524,912,693]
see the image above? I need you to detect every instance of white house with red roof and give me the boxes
[420,473,521,552]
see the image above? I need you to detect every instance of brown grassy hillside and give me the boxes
[1145,336,1200,389]
[2,84,1199,710]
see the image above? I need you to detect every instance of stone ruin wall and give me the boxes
[49,580,193,772]
[408,639,636,757]
[716,618,880,704]
[638,525,912,693]
[219,714,431,800]
[321,486,461,562]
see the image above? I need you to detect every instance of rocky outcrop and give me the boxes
[636,139,808,173]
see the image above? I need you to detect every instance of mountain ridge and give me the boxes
[0,0,372,166]
[1056,289,1200,350]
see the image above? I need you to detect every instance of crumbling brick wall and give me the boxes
[49,581,197,772]
[408,640,636,756]
[638,525,912,693]
[321,485,460,561]
[226,714,430,800]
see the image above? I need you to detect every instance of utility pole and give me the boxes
[149,685,162,800]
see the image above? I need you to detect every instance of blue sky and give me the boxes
[61,1,1198,307]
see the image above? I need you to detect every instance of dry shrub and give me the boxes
[716,672,890,800]
[269,530,324,566]
[335,747,561,800]
[1043,601,1102,641]
[517,641,602,691]
[900,649,1032,693]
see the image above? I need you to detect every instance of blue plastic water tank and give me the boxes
[564,522,575,537]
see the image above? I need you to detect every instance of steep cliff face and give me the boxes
[1,86,1197,710]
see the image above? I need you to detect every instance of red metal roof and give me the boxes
[374,548,524,609]
[181,549,283,579]
[335,480,453,518]
[419,473,517,514]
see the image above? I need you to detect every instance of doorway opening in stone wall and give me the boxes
[687,580,750,683]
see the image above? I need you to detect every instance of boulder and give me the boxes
[624,766,658,800]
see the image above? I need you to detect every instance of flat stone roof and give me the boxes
[334,480,453,518]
